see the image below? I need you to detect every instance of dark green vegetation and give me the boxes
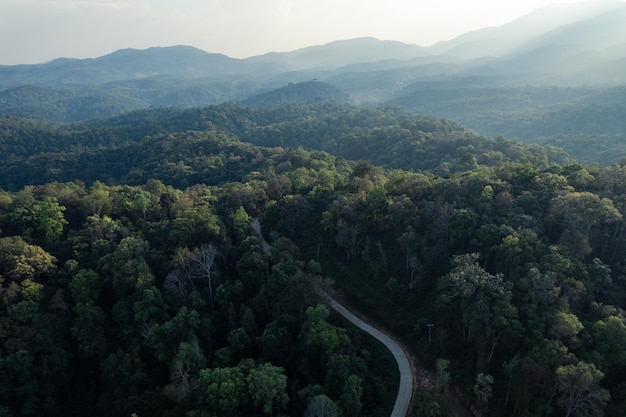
[0,104,572,191]
[0,109,400,416]
[2,2,626,415]
[2,100,626,417]
[3,80,624,164]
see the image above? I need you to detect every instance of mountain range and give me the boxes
[2,0,625,90]
[1,0,625,165]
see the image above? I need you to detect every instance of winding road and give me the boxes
[252,218,414,417]
[316,288,414,417]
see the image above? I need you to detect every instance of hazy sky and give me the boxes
[0,0,604,65]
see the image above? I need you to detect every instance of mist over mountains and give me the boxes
[1,0,625,164]
[2,0,625,88]
[4,4,626,417]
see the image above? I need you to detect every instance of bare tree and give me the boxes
[304,394,341,417]
[191,244,219,310]
[163,269,193,303]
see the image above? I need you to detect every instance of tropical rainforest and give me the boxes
[1,99,626,417]
[2,3,626,415]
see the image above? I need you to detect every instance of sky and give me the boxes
[0,0,604,65]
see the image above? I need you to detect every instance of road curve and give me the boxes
[316,288,413,417]
[252,218,413,417]
[251,218,272,255]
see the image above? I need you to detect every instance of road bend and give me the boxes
[316,288,414,417]
[252,218,414,417]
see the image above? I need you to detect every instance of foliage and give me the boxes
[1,101,626,417]
[388,85,626,165]
[0,103,572,191]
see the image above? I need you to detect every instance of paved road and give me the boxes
[252,218,414,417]
[251,218,272,255]
[316,288,414,417]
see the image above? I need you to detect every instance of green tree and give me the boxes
[80,214,121,243]
[232,206,251,242]
[548,311,584,349]
[473,373,494,408]
[247,363,289,417]
[397,225,418,271]
[81,180,111,216]
[68,269,101,305]
[133,286,168,333]
[435,358,451,393]
[110,185,151,221]
[71,302,108,357]
[100,236,154,298]
[556,361,610,417]
[438,253,511,341]
[170,207,222,247]
[334,218,358,261]
[590,316,626,373]
[549,192,621,258]
[11,196,68,243]
[197,366,247,416]
[339,374,362,417]
[0,236,56,282]
[301,304,347,353]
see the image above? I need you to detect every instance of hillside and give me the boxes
[245,37,428,70]
[387,84,626,165]
[0,103,573,190]
[0,85,148,122]
[2,96,626,417]
[0,46,270,87]
[4,2,626,417]
[429,0,625,59]
[240,81,349,107]
[0,0,625,171]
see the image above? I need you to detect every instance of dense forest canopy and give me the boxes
[387,84,626,165]
[2,99,626,417]
[3,6,626,413]
[3,78,624,165]
[0,103,572,191]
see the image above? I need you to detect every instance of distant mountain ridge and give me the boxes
[246,37,427,70]
[429,0,625,59]
[1,0,625,89]
[0,0,626,136]
[0,46,271,87]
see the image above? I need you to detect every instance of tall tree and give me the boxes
[438,252,511,342]
[549,192,621,259]
[191,244,219,311]
[196,366,247,417]
[556,361,610,417]
[247,363,289,417]
[10,196,68,243]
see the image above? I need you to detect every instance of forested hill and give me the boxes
[3,96,626,417]
[386,84,626,165]
[240,80,349,107]
[3,3,626,415]
[0,103,572,190]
